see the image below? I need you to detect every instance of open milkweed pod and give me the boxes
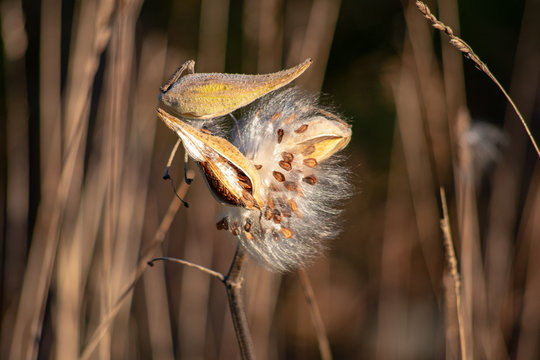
[216,88,353,272]
[157,108,264,209]
[279,113,352,163]
[159,58,312,119]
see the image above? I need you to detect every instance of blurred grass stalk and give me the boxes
[1,0,30,356]
[10,0,114,358]
[6,0,163,358]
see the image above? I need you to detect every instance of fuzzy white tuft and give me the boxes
[218,87,352,272]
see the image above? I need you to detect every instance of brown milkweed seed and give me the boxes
[216,217,229,230]
[302,175,317,185]
[244,221,252,232]
[280,227,293,239]
[232,222,239,236]
[265,208,274,220]
[239,180,251,189]
[277,129,284,143]
[303,158,318,168]
[271,112,281,122]
[267,196,275,209]
[301,145,316,156]
[272,209,282,224]
[281,152,294,163]
[288,198,298,212]
[255,164,263,170]
[279,161,292,171]
[284,181,298,191]
[288,198,303,217]
[241,190,255,208]
[237,171,249,182]
[273,171,285,182]
[294,124,308,133]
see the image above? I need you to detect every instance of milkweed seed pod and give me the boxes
[218,88,352,272]
[159,58,312,119]
[157,108,265,210]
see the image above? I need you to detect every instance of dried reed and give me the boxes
[439,188,469,360]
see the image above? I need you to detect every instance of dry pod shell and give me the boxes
[280,116,352,163]
[157,108,264,209]
[159,58,312,119]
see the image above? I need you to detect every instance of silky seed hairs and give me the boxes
[217,88,352,272]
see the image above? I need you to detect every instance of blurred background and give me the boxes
[1,0,539,358]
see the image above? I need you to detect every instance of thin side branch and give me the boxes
[298,267,333,360]
[440,187,469,360]
[148,257,225,281]
[416,1,540,158]
[145,244,255,360]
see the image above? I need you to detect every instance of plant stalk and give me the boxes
[224,246,255,360]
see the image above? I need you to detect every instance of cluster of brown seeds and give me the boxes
[199,154,262,210]
[200,161,243,206]
[215,110,324,244]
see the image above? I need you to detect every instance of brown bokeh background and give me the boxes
[1,0,539,359]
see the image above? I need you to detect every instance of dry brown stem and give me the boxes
[298,267,333,360]
[224,246,255,360]
[79,174,193,360]
[440,187,470,360]
[146,243,255,360]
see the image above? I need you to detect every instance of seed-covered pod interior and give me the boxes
[218,88,352,272]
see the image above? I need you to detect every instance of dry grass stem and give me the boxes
[416,0,540,158]
[515,165,540,359]
[296,0,341,90]
[404,0,451,184]
[10,1,115,358]
[298,267,333,360]
[439,187,469,360]
[79,174,193,360]
[198,0,230,71]
[245,265,281,360]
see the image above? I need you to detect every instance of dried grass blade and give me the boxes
[298,267,333,360]
[439,188,470,360]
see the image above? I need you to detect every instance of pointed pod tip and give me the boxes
[156,107,166,117]
[299,58,313,71]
